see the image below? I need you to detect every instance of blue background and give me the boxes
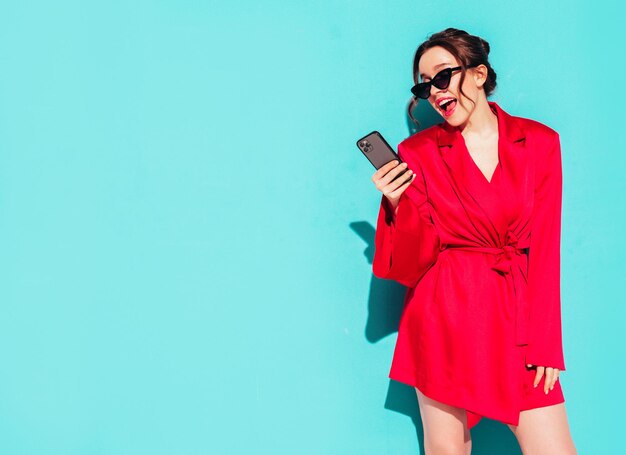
[0,1,622,453]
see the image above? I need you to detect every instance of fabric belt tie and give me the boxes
[440,231,530,347]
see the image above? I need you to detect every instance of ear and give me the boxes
[472,64,489,88]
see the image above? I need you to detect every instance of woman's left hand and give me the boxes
[526,363,560,394]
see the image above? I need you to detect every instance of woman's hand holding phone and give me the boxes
[372,160,416,212]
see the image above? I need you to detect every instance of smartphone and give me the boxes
[356,130,409,180]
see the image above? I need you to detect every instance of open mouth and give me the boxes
[438,98,457,115]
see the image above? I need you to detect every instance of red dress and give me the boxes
[373,101,566,428]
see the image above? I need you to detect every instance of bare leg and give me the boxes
[507,403,577,454]
[415,387,472,455]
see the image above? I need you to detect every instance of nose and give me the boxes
[430,85,448,103]
[430,82,448,99]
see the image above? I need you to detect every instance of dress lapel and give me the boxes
[436,101,528,245]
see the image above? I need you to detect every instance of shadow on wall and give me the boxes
[348,98,525,455]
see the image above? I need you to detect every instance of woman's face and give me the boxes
[417,46,485,127]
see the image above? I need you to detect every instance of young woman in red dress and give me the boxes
[371,28,577,454]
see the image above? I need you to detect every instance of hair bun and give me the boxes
[479,38,490,55]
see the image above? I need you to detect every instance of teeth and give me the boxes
[437,98,455,107]
[440,100,455,111]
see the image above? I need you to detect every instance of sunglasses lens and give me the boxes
[412,83,430,99]
[432,69,452,90]
[412,68,458,99]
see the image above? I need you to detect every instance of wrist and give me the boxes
[385,196,400,212]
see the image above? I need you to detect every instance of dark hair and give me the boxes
[408,28,497,127]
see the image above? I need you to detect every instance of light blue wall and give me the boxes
[0,1,622,453]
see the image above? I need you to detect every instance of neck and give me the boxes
[458,100,498,139]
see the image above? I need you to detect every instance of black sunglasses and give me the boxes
[411,65,477,99]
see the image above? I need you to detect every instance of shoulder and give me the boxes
[514,114,560,145]
[513,114,562,178]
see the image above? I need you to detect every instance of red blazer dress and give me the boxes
[373,101,566,428]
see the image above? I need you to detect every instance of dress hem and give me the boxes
[389,366,565,429]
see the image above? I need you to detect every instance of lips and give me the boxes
[436,96,455,106]
[436,97,457,115]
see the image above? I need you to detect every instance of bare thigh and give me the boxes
[415,387,472,455]
[507,402,577,455]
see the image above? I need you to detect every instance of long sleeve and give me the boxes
[525,133,566,371]
[372,143,440,288]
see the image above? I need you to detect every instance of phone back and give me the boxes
[356,131,402,169]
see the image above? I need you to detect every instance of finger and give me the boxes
[526,363,533,368]
[380,162,409,188]
[549,368,558,393]
[533,366,544,388]
[380,164,411,193]
[372,160,399,183]
[385,169,415,195]
[550,369,560,391]
[372,160,400,182]
[386,172,416,199]
[384,159,401,169]
[374,164,407,191]
[387,173,416,199]
[544,368,555,394]
[377,160,403,180]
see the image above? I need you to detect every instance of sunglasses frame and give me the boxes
[411,64,478,99]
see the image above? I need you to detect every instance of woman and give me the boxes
[371,28,577,454]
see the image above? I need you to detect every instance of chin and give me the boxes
[433,101,466,126]
[445,110,469,127]
[444,116,463,127]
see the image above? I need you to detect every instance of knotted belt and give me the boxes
[440,230,530,346]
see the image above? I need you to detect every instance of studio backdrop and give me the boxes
[0,1,623,454]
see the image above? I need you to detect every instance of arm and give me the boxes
[372,143,440,288]
[525,133,566,371]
